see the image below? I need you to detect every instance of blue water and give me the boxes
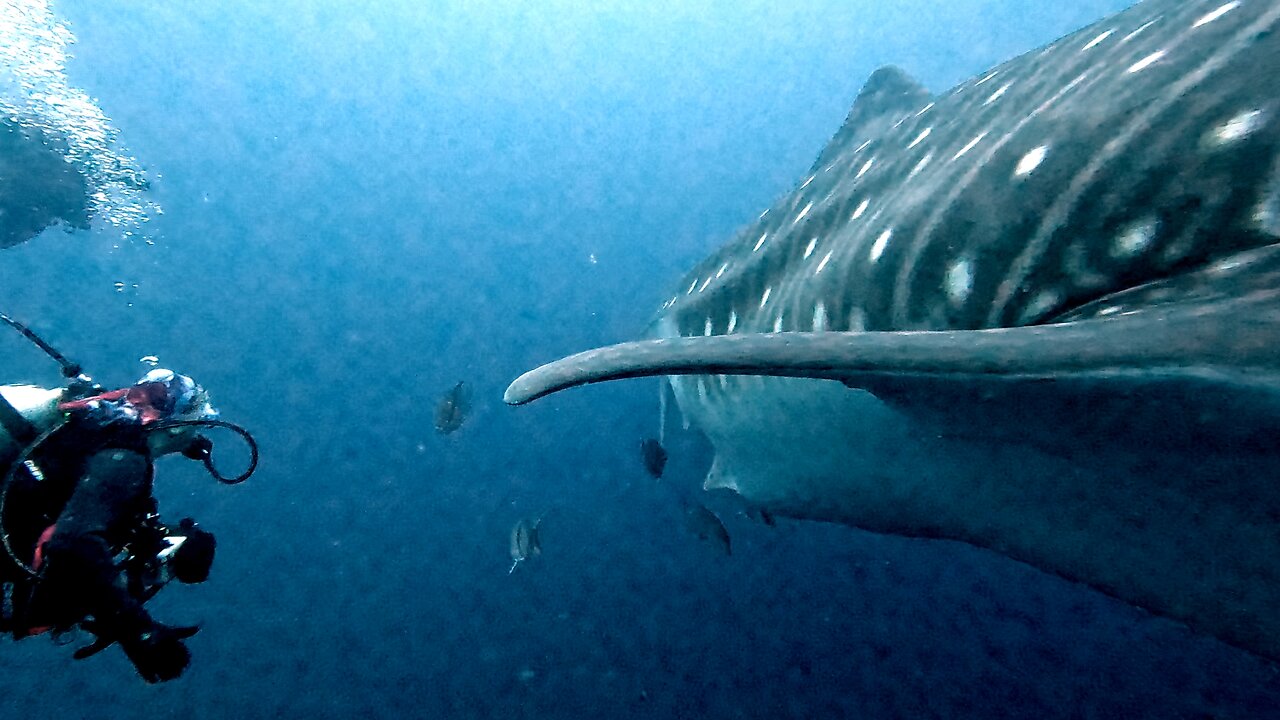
[2,0,1280,717]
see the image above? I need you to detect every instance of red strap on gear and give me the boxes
[57,388,129,413]
[31,524,55,571]
[24,524,57,636]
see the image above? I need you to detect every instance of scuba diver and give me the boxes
[0,315,257,683]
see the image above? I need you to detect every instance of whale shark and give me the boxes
[506,0,1280,660]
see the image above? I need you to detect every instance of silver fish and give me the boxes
[435,380,471,435]
[508,0,1280,661]
[509,517,542,573]
[640,437,668,478]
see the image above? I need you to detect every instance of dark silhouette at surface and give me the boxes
[0,119,90,248]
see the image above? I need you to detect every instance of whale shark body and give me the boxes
[507,0,1280,660]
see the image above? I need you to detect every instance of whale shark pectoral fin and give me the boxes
[504,293,1280,406]
[503,334,853,405]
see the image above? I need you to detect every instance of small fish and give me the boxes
[684,503,731,556]
[434,380,471,434]
[639,438,667,478]
[753,507,776,528]
[509,517,542,573]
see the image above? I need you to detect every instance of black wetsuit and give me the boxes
[0,416,192,682]
[1,415,148,624]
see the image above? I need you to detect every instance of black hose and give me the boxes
[147,419,259,485]
[0,314,82,379]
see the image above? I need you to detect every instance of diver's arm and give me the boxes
[40,449,153,637]
[40,448,194,682]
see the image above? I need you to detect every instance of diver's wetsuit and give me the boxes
[0,417,192,682]
[29,447,155,636]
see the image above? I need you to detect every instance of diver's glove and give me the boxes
[75,620,199,683]
[181,434,212,462]
[119,622,199,683]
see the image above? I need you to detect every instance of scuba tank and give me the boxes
[0,385,63,472]
[0,312,96,476]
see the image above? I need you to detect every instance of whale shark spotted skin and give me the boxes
[507,0,1280,661]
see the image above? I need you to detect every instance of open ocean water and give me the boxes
[1,0,1279,717]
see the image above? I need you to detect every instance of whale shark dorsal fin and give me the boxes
[812,65,932,172]
[852,65,930,116]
